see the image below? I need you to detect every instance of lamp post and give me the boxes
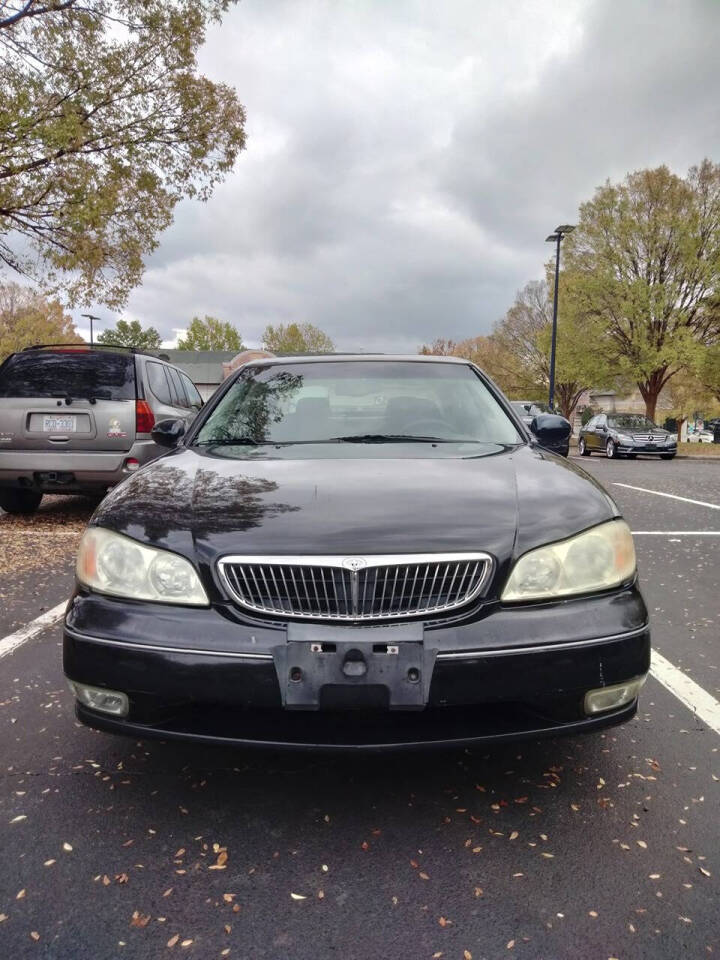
[80,313,102,346]
[544,224,575,411]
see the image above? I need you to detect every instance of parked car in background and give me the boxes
[63,355,649,751]
[578,413,676,460]
[0,344,203,513]
[511,401,570,457]
[687,427,715,443]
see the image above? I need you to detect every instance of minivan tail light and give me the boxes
[135,399,155,433]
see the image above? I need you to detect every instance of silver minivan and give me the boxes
[0,344,203,513]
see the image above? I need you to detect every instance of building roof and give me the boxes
[160,349,238,384]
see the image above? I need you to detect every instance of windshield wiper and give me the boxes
[327,433,460,443]
[195,437,260,446]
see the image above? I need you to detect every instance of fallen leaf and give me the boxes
[464,951,473,959]
[30,932,40,942]
[589,911,598,918]
[181,940,193,948]
[116,873,129,884]
[507,941,515,950]
[167,934,180,947]
[699,867,711,878]
[419,872,430,880]
[290,893,306,901]
[509,831,519,841]
[16,890,26,900]
[360,841,369,851]
[130,911,151,928]
[44,860,56,868]
[10,815,27,824]
[637,840,647,849]
[62,842,73,852]
[0,915,7,923]
[217,851,228,867]
[474,887,483,897]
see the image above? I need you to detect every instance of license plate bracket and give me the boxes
[274,623,436,711]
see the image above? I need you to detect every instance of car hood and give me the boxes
[93,445,617,587]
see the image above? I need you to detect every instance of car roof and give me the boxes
[238,353,472,368]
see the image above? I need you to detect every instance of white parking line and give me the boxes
[650,649,720,736]
[0,601,67,660]
[614,482,720,511]
[633,531,720,535]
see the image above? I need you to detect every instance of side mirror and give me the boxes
[530,413,571,446]
[151,418,186,448]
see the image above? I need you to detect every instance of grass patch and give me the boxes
[677,441,720,457]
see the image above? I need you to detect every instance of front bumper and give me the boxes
[64,586,650,750]
[617,442,677,456]
[0,440,159,493]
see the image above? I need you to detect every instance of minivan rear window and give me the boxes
[0,350,136,400]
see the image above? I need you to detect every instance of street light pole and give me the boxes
[80,313,102,346]
[544,224,575,411]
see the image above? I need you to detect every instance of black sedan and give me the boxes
[64,356,649,750]
[579,413,677,459]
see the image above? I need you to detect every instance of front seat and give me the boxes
[384,396,441,433]
[293,396,332,441]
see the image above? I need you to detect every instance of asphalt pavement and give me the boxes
[1,458,719,960]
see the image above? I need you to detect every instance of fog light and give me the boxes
[67,680,129,716]
[584,676,646,715]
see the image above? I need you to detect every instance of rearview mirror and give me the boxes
[151,418,186,448]
[530,413,571,446]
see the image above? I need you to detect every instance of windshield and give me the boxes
[195,360,522,446]
[609,415,658,431]
[0,350,136,400]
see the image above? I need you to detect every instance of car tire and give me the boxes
[578,437,590,456]
[0,488,43,514]
[606,439,618,459]
[660,454,675,460]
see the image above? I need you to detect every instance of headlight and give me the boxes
[617,433,633,444]
[76,527,209,605]
[666,434,677,444]
[502,519,636,602]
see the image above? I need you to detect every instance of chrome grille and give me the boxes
[631,434,662,443]
[218,554,493,621]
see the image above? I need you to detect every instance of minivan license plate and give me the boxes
[43,415,76,432]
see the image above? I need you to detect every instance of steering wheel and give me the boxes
[402,416,456,436]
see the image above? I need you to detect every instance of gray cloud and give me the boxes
[77,0,720,353]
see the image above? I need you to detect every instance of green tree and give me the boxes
[261,322,334,354]
[97,318,161,349]
[492,279,613,420]
[418,334,537,398]
[564,161,720,420]
[0,281,81,361]
[0,1,245,308]
[177,315,244,351]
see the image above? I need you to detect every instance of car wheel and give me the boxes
[0,488,43,514]
[606,439,618,459]
[660,454,675,461]
[578,437,590,456]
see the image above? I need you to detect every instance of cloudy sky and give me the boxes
[77,0,720,352]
